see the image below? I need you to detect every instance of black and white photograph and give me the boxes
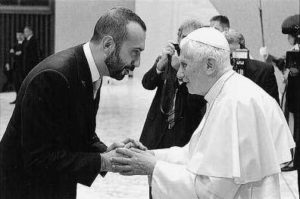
[0,0,299,198]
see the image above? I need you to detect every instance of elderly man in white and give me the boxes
[111,27,295,199]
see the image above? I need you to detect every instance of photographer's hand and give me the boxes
[259,46,269,61]
[157,42,176,72]
[290,68,299,76]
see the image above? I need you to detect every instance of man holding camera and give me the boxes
[139,19,206,150]
[224,29,280,103]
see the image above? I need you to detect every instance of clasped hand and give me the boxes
[100,138,157,176]
[100,138,150,172]
[111,148,156,176]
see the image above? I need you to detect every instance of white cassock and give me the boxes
[151,70,295,199]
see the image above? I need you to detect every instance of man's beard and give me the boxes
[105,50,134,80]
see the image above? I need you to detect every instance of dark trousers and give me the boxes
[13,69,24,95]
[297,169,300,195]
[149,186,152,199]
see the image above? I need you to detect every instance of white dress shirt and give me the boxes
[151,70,295,199]
[83,42,109,98]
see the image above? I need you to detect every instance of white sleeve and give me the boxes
[152,144,189,164]
[151,161,240,199]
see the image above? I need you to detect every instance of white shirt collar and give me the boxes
[293,44,299,51]
[204,70,235,104]
[27,35,33,41]
[83,42,100,82]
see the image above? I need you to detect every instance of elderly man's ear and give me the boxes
[102,35,116,57]
[205,58,217,76]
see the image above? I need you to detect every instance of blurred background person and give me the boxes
[2,62,14,92]
[9,32,25,104]
[139,19,206,150]
[23,25,40,77]
[260,14,300,180]
[224,29,280,103]
[210,15,230,32]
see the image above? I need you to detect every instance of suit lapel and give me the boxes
[74,45,94,102]
[73,45,96,135]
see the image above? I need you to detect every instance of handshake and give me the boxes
[100,138,157,176]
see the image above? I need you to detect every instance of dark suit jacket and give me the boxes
[244,59,280,103]
[265,54,300,112]
[10,42,25,93]
[0,45,107,199]
[139,58,206,149]
[10,42,24,71]
[23,36,39,76]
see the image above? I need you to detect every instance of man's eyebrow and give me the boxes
[134,47,144,51]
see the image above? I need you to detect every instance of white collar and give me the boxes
[83,42,100,82]
[204,70,235,104]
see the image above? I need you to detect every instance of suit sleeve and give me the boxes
[142,56,164,90]
[21,70,101,186]
[88,90,108,153]
[265,65,280,103]
[266,54,286,72]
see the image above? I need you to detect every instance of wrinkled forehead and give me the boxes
[179,40,202,65]
[179,39,191,60]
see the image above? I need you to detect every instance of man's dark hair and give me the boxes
[91,7,146,53]
[24,25,33,32]
[210,15,230,29]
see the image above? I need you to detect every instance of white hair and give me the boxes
[180,37,232,75]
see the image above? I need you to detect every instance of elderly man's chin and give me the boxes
[187,84,202,95]
[187,85,196,94]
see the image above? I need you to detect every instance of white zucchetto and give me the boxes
[184,27,230,51]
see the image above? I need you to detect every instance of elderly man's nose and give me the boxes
[177,66,184,79]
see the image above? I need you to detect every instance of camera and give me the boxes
[230,49,249,75]
[172,43,180,56]
[286,50,300,69]
[282,25,300,36]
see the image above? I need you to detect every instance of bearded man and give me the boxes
[0,7,146,199]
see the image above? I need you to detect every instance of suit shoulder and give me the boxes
[30,46,81,82]
[251,59,273,70]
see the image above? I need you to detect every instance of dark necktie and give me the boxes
[93,78,102,99]
[167,88,178,129]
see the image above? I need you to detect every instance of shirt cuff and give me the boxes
[153,146,188,164]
